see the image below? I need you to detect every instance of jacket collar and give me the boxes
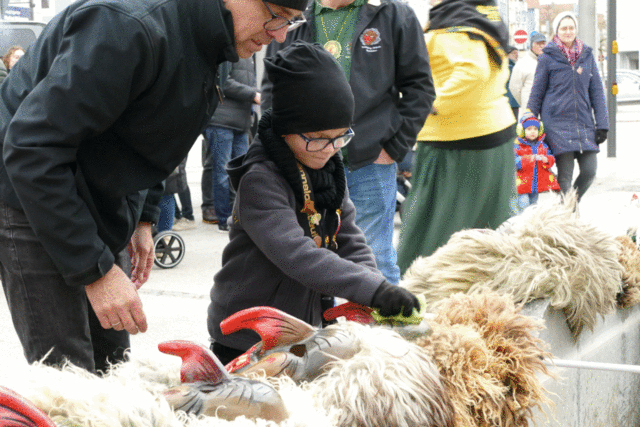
[304,0,386,25]
[542,41,592,65]
[189,0,239,71]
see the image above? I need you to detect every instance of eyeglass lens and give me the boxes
[306,132,353,152]
[263,2,306,32]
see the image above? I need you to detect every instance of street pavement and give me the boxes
[1,104,639,371]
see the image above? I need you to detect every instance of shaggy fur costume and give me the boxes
[1,325,455,427]
[307,322,455,427]
[1,356,338,427]
[417,292,553,427]
[1,297,556,427]
[616,235,640,308]
[402,194,624,338]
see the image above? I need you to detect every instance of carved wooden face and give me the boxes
[158,340,287,422]
[222,306,360,382]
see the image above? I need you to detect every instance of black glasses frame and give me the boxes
[298,128,355,152]
[262,1,307,32]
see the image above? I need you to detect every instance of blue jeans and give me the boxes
[157,194,176,232]
[344,163,400,284]
[205,126,249,223]
[0,200,130,373]
[518,192,539,211]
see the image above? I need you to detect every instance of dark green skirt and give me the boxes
[397,141,517,274]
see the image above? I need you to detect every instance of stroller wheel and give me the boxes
[153,231,185,269]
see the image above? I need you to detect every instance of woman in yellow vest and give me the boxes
[397,0,517,273]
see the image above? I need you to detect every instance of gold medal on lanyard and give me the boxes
[320,7,354,59]
[323,40,342,59]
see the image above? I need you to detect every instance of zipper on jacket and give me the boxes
[571,65,582,153]
[203,76,222,117]
[214,70,224,105]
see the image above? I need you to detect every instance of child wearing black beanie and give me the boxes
[207,41,420,364]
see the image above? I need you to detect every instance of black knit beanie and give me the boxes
[264,41,355,136]
[268,0,309,11]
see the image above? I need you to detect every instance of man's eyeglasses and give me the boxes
[262,0,307,32]
[299,128,355,152]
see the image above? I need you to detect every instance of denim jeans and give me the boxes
[157,194,176,232]
[518,192,539,211]
[205,125,249,223]
[201,137,214,211]
[344,163,400,284]
[0,200,130,373]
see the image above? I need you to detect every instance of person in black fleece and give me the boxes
[208,41,419,364]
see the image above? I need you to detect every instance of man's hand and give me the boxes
[374,148,395,165]
[128,222,154,288]
[85,265,148,334]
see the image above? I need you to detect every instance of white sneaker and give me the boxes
[173,218,196,231]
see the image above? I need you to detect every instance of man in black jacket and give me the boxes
[0,0,308,373]
[261,0,434,286]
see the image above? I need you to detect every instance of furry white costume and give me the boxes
[402,194,624,338]
[1,296,552,427]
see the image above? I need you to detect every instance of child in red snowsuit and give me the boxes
[514,115,560,210]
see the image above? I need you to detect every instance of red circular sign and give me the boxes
[514,29,528,44]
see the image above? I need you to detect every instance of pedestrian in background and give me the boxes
[172,154,196,231]
[397,0,516,273]
[2,46,25,71]
[201,140,217,224]
[0,46,25,85]
[527,11,608,201]
[0,0,310,373]
[158,158,189,233]
[506,45,520,120]
[509,31,547,117]
[209,42,419,364]
[514,114,559,210]
[203,57,260,232]
[261,0,435,285]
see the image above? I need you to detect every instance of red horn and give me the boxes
[0,386,57,427]
[220,307,315,351]
[158,340,229,384]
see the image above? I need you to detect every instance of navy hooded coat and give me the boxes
[526,42,608,155]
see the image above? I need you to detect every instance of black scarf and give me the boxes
[258,110,346,249]
[428,0,509,65]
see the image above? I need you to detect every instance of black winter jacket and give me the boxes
[0,0,237,287]
[209,57,258,132]
[261,0,435,170]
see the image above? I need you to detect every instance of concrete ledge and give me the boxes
[523,299,640,426]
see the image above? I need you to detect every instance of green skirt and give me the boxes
[397,141,517,275]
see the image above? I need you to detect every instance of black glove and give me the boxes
[595,129,608,145]
[371,282,420,317]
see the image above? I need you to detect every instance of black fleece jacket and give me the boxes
[261,0,435,170]
[0,0,237,287]
[208,139,385,351]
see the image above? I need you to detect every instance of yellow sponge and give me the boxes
[371,294,427,325]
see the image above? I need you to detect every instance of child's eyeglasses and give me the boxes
[298,128,355,152]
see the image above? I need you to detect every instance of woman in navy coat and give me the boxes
[527,11,608,201]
